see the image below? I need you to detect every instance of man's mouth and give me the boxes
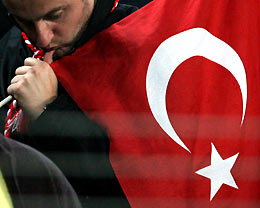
[43,46,60,52]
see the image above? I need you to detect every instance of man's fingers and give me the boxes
[7,83,17,96]
[24,57,41,66]
[15,66,32,75]
[11,75,24,84]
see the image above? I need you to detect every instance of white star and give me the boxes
[195,143,239,201]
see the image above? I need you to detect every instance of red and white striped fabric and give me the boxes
[111,0,119,12]
[4,33,44,137]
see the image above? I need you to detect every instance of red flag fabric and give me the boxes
[52,0,259,207]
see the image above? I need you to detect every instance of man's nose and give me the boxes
[34,20,54,49]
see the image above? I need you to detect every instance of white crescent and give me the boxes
[146,28,247,153]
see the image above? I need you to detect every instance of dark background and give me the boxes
[0,2,12,38]
[120,0,152,7]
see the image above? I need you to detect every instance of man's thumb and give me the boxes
[43,51,55,64]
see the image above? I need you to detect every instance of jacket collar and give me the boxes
[73,0,116,49]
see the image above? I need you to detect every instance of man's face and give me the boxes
[3,0,95,57]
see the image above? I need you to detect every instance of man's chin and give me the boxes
[53,46,73,60]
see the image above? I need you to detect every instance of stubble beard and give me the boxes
[53,0,93,60]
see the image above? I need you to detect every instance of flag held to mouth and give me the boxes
[52,0,259,207]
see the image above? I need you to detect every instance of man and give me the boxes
[0,133,82,208]
[0,0,137,207]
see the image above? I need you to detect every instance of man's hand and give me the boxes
[7,53,58,120]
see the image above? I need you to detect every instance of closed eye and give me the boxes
[44,10,64,21]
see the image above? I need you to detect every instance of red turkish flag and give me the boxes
[52,0,259,207]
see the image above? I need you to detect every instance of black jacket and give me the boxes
[0,1,137,207]
[0,2,12,39]
[0,134,82,208]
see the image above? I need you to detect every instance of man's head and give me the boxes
[2,0,95,57]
